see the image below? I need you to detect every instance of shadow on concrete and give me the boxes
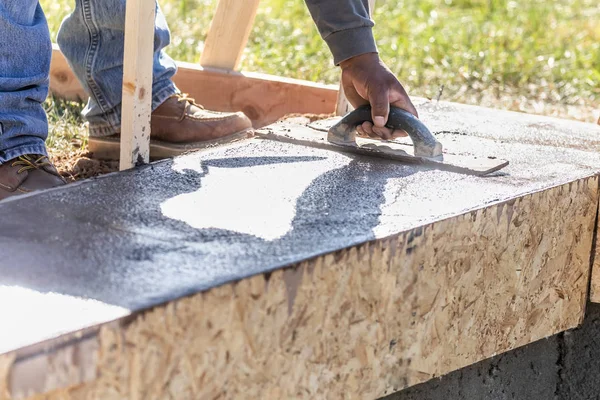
[0,150,418,311]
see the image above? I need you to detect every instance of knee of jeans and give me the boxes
[56,15,77,51]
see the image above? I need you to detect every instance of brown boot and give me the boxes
[88,94,253,160]
[0,155,66,201]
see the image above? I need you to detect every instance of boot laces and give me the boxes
[175,93,204,109]
[11,155,51,174]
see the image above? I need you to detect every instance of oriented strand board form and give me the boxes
[49,46,338,128]
[2,101,600,399]
[587,224,600,303]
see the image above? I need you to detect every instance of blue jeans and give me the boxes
[0,0,178,164]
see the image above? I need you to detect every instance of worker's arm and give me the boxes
[304,0,417,139]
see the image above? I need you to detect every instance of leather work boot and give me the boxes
[0,155,66,201]
[88,94,253,160]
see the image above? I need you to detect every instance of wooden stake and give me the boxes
[119,0,155,171]
[335,0,377,116]
[200,0,261,70]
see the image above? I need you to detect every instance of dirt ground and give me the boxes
[51,150,119,183]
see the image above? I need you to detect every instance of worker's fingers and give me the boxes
[389,83,419,119]
[358,122,407,140]
[368,86,392,139]
[391,129,408,138]
[361,122,373,137]
[359,121,382,138]
[358,121,406,140]
[339,54,418,140]
[367,122,399,140]
[356,124,367,137]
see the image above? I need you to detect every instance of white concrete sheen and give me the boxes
[0,285,129,354]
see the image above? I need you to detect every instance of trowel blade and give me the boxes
[256,121,509,176]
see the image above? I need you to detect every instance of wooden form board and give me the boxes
[49,46,338,128]
[587,221,600,303]
[200,0,261,70]
[119,0,155,170]
[1,177,597,399]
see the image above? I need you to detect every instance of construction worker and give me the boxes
[0,0,417,200]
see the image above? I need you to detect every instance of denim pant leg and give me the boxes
[57,0,179,137]
[0,1,50,164]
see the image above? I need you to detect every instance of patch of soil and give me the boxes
[50,149,118,182]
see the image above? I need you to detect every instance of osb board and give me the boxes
[1,337,99,400]
[587,215,600,303]
[3,177,597,400]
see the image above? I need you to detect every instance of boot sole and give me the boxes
[88,129,254,161]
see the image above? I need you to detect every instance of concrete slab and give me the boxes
[1,100,600,399]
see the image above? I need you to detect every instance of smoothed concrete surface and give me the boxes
[384,302,600,400]
[1,101,600,354]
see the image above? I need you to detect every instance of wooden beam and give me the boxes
[199,0,261,70]
[335,0,377,116]
[50,46,338,129]
[119,0,155,170]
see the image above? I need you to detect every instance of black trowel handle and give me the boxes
[328,105,443,158]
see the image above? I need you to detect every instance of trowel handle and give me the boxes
[329,105,443,158]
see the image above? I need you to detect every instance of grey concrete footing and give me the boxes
[385,303,600,400]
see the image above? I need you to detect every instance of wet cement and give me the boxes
[1,101,600,354]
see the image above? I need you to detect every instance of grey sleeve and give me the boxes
[304,0,378,65]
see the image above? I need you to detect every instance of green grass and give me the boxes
[42,0,599,103]
[41,0,599,155]
[44,95,87,153]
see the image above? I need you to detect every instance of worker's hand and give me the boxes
[340,52,418,140]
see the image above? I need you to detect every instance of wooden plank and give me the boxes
[199,0,261,70]
[50,46,338,128]
[119,0,155,170]
[587,211,600,303]
[335,0,376,116]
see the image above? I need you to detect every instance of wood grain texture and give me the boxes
[8,177,597,400]
[587,210,600,303]
[49,47,338,128]
[200,0,261,70]
[5,338,98,400]
[119,0,155,170]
